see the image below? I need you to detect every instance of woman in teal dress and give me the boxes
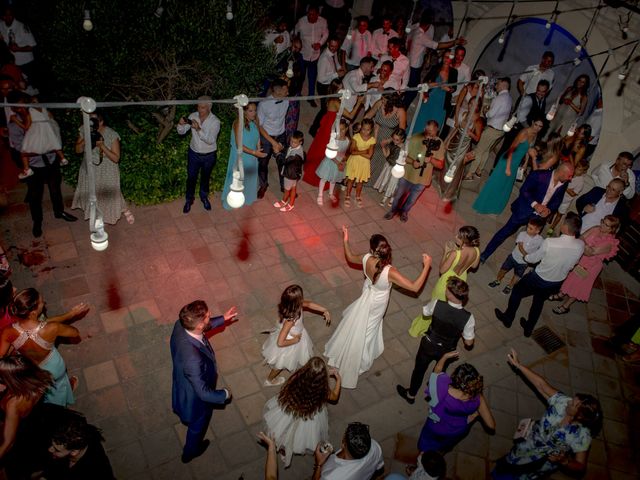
[413,54,458,134]
[222,102,267,210]
[473,116,545,215]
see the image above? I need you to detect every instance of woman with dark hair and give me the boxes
[549,74,590,137]
[365,91,407,184]
[430,225,480,302]
[303,79,343,188]
[418,351,495,453]
[263,356,341,467]
[493,349,602,479]
[473,115,545,215]
[72,111,134,224]
[221,101,268,209]
[0,288,88,406]
[324,226,432,389]
[559,123,590,167]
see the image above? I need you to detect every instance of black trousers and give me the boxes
[26,158,65,228]
[503,271,562,332]
[259,133,287,191]
[309,82,331,136]
[408,336,448,397]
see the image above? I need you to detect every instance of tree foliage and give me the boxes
[21,0,275,204]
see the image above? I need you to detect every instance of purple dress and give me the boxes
[418,372,480,452]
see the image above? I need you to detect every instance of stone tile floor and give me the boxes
[1,111,639,480]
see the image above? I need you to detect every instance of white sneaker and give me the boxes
[273,200,287,208]
[317,195,323,206]
[18,168,34,180]
[264,376,286,387]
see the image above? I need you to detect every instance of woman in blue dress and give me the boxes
[221,102,267,210]
[412,53,458,135]
[473,115,545,215]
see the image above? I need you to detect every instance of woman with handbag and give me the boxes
[493,349,602,479]
[550,215,620,314]
[473,115,545,215]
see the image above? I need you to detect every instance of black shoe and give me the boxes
[32,224,42,238]
[202,198,211,211]
[257,186,267,199]
[183,201,193,214]
[399,213,408,223]
[308,100,318,107]
[181,439,210,464]
[396,385,415,405]
[54,211,77,222]
[384,211,395,220]
[495,308,513,328]
[520,317,533,337]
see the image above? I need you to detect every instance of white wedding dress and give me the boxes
[324,253,392,388]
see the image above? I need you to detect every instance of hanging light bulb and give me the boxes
[226,171,245,208]
[226,0,233,20]
[154,0,164,18]
[618,65,629,81]
[443,163,456,183]
[503,115,517,133]
[391,149,407,178]
[566,123,577,137]
[573,57,582,66]
[545,20,552,29]
[546,102,557,121]
[325,132,339,159]
[574,44,582,53]
[286,60,294,79]
[498,31,505,44]
[83,10,93,31]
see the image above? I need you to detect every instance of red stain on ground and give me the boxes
[107,280,121,311]
[236,225,251,261]
[17,248,46,267]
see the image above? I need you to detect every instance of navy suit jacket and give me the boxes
[171,316,227,424]
[576,187,628,220]
[510,170,568,222]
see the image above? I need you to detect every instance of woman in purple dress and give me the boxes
[418,351,495,453]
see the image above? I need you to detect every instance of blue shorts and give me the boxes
[500,253,527,278]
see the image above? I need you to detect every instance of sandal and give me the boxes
[70,375,79,392]
[124,209,135,225]
[548,293,564,301]
[356,197,363,208]
[344,197,351,207]
[552,305,570,315]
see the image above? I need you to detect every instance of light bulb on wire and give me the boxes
[226,171,245,208]
[325,132,339,159]
[391,149,407,178]
[545,21,552,29]
[498,32,505,44]
[226,0,233,20]
[574,44,582,53]
[503,115,517,133]
[286,60,294,79]
[618,66,628,81]
[83,10,93,31]
[566,123,577,137]
[546,102,557,121]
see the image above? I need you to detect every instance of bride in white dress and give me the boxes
[324,226,432,389]
[263,356,341,467]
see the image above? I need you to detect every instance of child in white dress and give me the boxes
[263,356,341,467]
[262,285,331,386]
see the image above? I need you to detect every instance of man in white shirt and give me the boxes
[578,178,626,233]
[518,51,555,96]
[312,422,384,480]
[0,8,37,85]
[310,37,344,136]
[365,60,399,109]
[371,17,398,60]
[466,77,512,178]
[383,37,410,91]
[340,16,373,71]
[341,56,377,115]
[451,46,471,99]
[176,96,221,213]
[496,213,584,337]
[590,151,635,199]
[263,19,291,56]
[294,6,329,106]
[257,79,289,197]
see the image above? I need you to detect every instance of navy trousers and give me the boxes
[186,148,217,202]
[183,406,213,458]
[503,271,562,333]
[259,133,287,191]
[481,214,529,262]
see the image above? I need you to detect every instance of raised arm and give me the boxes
[302,300,331,326]
[47,303,90,324]
[434,350,458,374]
[256,432,278,480]
[507,348,558,400]
[327,368,342,402]
[341,226,363,265]
[387,254,432,293]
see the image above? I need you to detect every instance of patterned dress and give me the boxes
[369,108,400,184]
[72,126,127,225]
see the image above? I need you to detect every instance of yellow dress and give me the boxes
[345,133,376,182]
[409,247,480,338]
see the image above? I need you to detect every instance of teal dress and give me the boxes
[221,121,260,210]
[413,74,447,134]
[472,139,531,215]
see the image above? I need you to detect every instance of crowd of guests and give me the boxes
[2,1,638,479]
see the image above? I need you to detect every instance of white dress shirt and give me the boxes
[364,75,400,109]
[407,23,437,69]
[294,16,329,61]
[342,68,368,111]
[524,235,584,283]
[371,27,398,59]
[317,48,340,85]
[591,162,635,199]
[485,89,513,130]
[263,29,291,56]
[380,53,410,89]
[341,29,373,67]
[580,196,619,233]
[0,19,36,66]
[422,299,475,341]
[257,96,289,136]
[519,64,555,95]
[511,231,543,264]
[452,63,471,98]
[536,174,566,208]
[320,439,384,480]
[176,112,220,154]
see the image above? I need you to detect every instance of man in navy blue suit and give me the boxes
[170,300,238,463]
[480,162,574,262]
